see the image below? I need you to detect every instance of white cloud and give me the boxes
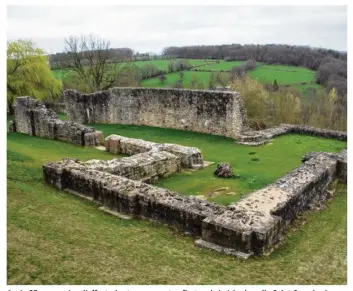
[7,5,347,54]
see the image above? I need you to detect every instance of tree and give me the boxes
[179,71,184,80]
[159,73,166,84]
[7,40,62,114]
[273,79,279,91]
[168,61,175,73]
[63,35,136,92]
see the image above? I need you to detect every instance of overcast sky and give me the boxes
[7,5,347,54]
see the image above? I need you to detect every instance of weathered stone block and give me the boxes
[105,134,204,169]
[11,96,103,147]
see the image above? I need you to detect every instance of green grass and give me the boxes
[195,60,246,71]
[89,123,346,204]
[133,59,212,71]
[140,71,227,89]
[7,127,347,284]
[51,59,214,80]
[248,66,316,85]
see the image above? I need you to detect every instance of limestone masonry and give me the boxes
[105,134,204,169]
[43,149,347,259]
[64,87,249,138]
[9,97,104,146]
[237,123,347,146]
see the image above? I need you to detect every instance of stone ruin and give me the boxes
[54,134,205,183]
[105,134,204,169]
[237,123,347,146]
[9,97,104,146]
[63,87,249,139]
[8,95,347,258]
[43,144,347,259]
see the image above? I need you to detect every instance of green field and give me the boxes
[51,58,215,80]
[52,59,321,93]
[132,58,213,70]
[249,65,316,85]
[7,123,347,284]
[140,71,222,89]
[194,60,246,71]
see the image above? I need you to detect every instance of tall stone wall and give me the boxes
[9,97,104,147]
[43,149,347,258]
[64,87,249,138]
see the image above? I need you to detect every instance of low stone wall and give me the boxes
[9,97,104,147]
[64,87,249,139]
[43,159,223,236]
[65,151,181,183]
[105,134,204,169]
[237,124,347,146]
[43,149,347,258]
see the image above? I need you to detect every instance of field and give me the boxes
[51,58,215,80]
[248,65,316,85]
[52,59,321,93]
[194,60,247,71]
[7,121,347,284]
[140,71,221,89]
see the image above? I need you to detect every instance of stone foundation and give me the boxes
[105,134,204,169]
[237,124,347,146]
[43,159,223,236]
[64,87,249,139]
[61,150,181,183]
[9,97,104,147]
[43,149,347,258]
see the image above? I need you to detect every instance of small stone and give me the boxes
[225,192,236,196]
[214,163,233,178]
[215,186,231,192]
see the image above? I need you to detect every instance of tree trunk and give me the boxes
[8,103,14,116]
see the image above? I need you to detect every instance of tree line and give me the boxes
[162,44,347,96]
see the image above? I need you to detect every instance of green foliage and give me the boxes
[7,40,62,108]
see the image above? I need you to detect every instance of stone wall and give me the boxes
[66,150,181,183]
[43,158,223,236]
[44,102,67,114]
[43,149,347,258]
[9,97,104,147]
[64,87,249,139]
[237,124,347,146]
[105,134,204,169]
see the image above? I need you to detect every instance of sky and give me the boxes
[7,5,347,54]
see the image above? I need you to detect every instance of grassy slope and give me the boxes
[7,128,347,284]
[248,67,315,85]
[52,59,322,94]
[51,59,214,79]
[140,71,220,89]
[195,60,246,71]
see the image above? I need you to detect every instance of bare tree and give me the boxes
[63,35,136,92]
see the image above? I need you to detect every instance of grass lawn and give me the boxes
[195,60,246,71]
[7,124,347,284]
[132,59,213,71]
[51,59,214,80]
[248,67,316,85]
[140,71,227,89]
